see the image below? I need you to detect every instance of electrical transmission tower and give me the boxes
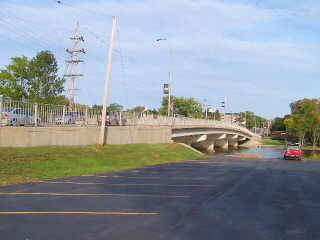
[64,21,85,107]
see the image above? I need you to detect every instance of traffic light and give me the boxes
[163,84,169,94]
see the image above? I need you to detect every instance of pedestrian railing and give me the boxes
[0,97,253,136]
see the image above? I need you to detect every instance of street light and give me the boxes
[156,38,173,117]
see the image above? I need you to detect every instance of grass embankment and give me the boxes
[260,139,286,148]
[0,143,203,186]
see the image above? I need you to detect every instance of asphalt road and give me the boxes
[1,156,320,240]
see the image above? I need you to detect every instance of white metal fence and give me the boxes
[0,97,253,136]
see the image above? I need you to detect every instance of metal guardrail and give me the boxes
[0,97,253,136]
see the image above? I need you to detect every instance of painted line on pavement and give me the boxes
[37,181,215,187]
[0,211,158,215]
[184,161,227,164]
[0,192,190,198]
[184,162,229,165]
[98,176,208,181]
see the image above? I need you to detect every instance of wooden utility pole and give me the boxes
[99,16,117,146]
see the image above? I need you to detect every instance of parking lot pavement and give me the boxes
[1,156,320,240]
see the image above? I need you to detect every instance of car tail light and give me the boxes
[2,113,8,118]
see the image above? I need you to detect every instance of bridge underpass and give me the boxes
[171,128,252,153]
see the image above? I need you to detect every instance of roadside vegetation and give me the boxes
[260,139,285,147]
[0,143,203,186]
[302,151,320,161]
[272,98,320,150]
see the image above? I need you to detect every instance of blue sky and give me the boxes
[0,0,319,118]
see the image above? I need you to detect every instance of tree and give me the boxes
[129,106,146,113]
[92,103,123,112]
[28,51,65,103]
[107,103,123,112]
[160,96,202,118]
[271,117,285,132]
[0,56,30,100]
[0,51,67,104]
[284,98,320,147]
[92,104,103,111]
[146,108,159,115]
[284,115,308,146]
[213,110,221,121]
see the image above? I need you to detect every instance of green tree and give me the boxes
[284,98,320,147]
[271,117,288,132]
[107,103,123,112]
[92,103,123,112]
[160,96,202,118]
[0,56,30,100]
[213,110,221,121]
[28,51,65,103]
[130,106,146,113]
[0,51,66,104]
[55,95,69,106]
[236,111,268,130]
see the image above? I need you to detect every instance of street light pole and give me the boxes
[205,98,208,119]
[224,96,227,123]
[157,38,172,117]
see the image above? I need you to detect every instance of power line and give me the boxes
[0,16,51,51]
[115,18,129,107]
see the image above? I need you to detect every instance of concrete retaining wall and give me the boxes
[0,126,172,147]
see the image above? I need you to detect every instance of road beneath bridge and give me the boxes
[1,156,319,240]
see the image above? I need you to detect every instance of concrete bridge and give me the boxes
[172,127,252,153]
[129,116,254,153]
[0,115,254,148]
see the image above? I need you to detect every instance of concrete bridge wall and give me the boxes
[0,126,171,147]
[0,125,251,149]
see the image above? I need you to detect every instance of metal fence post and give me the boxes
[133,112,136,126]
[34,103,38,127]
[0,96,3,127]
[85,107,88,127]
[63,106,66,126]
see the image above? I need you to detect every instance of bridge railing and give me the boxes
[127,115,253,137]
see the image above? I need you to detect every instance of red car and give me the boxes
[284,143,302,160]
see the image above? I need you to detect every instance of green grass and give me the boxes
[260,139,286,147]
[0,144,203,186]
[302,151,320,160]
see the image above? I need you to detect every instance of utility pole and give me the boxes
[64,21,85,107]
[156,38,172,117]
[99,16,117,146]
[254,115,257,134]
[222,96,227,123]
[168,41,172,117]
[205,98,208,119]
